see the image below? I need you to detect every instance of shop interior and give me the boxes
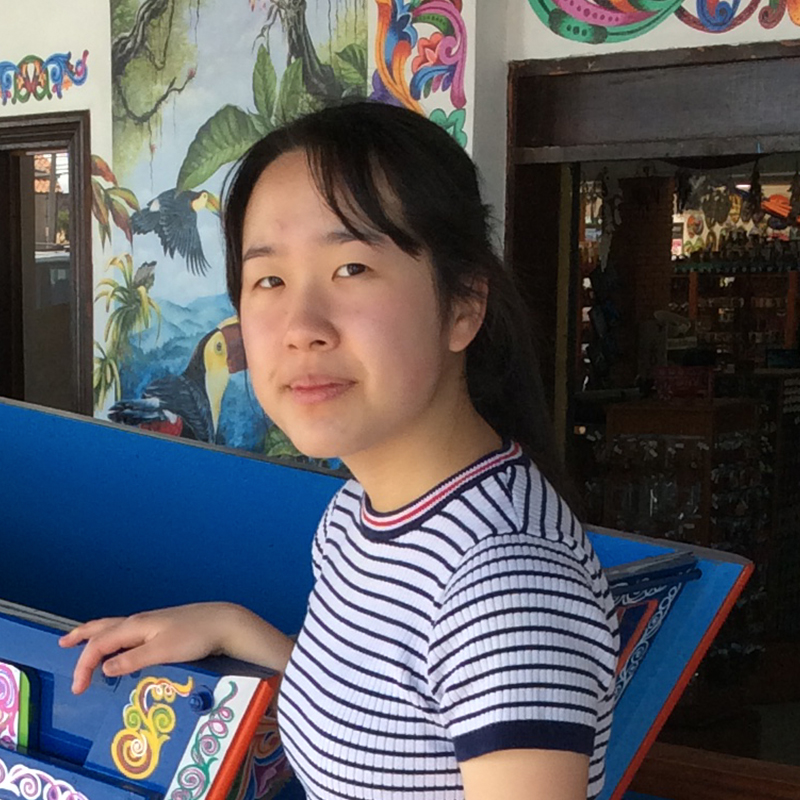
[568,154,800,767]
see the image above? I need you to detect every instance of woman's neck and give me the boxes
[343,402,503,514]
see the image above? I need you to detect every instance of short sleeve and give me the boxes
[427,534,617,763]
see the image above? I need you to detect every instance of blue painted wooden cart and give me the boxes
[0,400,751,800]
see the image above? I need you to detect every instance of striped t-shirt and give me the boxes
[278,441,618,800]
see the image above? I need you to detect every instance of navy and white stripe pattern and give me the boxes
[278,442,618,800]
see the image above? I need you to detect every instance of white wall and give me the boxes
[0,0,112,167]
[1,0,113,356]
[472,0,511,246]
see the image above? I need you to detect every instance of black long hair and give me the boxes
[223,101,572,505]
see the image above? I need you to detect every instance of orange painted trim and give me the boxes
[604,0,640,13]
[205,677,278,800]
[786,271,798,349]
[615,600,658,677]
[609,562,754,800]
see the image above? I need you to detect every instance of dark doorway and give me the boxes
[0,112,92,415]
[507,42,800,797]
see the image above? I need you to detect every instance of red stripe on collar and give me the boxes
[361,441,522,530]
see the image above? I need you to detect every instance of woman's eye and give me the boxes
[335,262,367,278]
[257,275,284,289]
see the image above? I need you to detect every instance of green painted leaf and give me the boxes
[415,13,454,35]
[253,45,278,123]
[263,424,302,458]
[107,186,140,211]
[108,196,133,244]
[252,112,271,137]
[91,154,117,184]
[177,105,262,193]
[275,59,304,125]
[334,42,367,89]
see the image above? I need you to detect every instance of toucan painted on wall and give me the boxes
[131,189,221,276]
[109,317,246,444]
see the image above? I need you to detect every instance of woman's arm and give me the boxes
[460,749,589,800]
[59,602,294,694]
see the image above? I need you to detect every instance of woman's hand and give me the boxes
[59,603,237,694]
[59,602,293,695]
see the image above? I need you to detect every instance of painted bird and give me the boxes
[109,317,246,444]
[131,189,220,276]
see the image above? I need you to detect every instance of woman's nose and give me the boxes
[282,288,338,351]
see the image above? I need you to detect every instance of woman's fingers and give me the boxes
[62,605,223,694]
[68,616,156,694]
[101,638,176,677]
[59,617,124,648]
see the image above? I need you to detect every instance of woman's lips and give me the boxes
[287,379,354,405]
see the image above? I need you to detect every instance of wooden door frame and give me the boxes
[508,40,800,165]
[0,111,93,415]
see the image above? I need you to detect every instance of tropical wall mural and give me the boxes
[526,0,800,44]
[93,0,368,466]
[93,0,472,468]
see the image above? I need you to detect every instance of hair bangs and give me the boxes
[304,138,423,259]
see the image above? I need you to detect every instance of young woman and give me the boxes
[61,102,618,800]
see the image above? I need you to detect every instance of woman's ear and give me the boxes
[448,279,488,354]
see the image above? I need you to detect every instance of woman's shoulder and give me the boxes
[465,447,581,542]
[327,478,364,510]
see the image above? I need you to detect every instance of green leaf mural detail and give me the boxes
[334,42,367,90]
[106,186,140,211]
[275,58,304,125]
[253,45,278,124]
[429,108,468,148]
[264,424,304,459]
[177,105,262,193]
[415,13,455,35]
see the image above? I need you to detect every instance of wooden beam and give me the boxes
[509,40,800,79]
[630,742,800,800]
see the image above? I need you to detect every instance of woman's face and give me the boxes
[238,150,479,465]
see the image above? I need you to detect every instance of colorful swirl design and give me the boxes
[111,676,194,781]
[0,664,20,748]
[0,757,90,800]
[372,0,468,134]
[527,0,800,41]
[168,682,238,800]
[527,0,684,43]
[0,51,89,106]
[229,715,291,800]
[676,0,760,31]
[614,585,682,701]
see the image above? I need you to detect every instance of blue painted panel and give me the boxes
[0,401,344,633]
[588,528,748,800]
[1,607,275,798]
